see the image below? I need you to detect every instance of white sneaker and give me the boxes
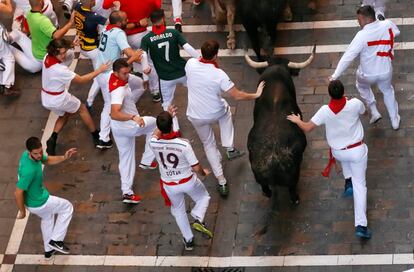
[369,113,382,124]
[391,115,401,130]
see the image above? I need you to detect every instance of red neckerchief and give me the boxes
[199,58,219,68]
[106,24,120,31]
[44,54,61,68]
[159,131,180,140]
[152,23,167,35]
[108,73,128,92]
[328,96,347,114]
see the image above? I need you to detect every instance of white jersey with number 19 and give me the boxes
[150,137,199,182]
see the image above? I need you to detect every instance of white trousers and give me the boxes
[160,76,187,131]
[171,0,182,20]
[164,175,210,241]
[355,69,399,124]
[332,144,368,227]
[111,117,156,195]
[9,30,42,73]
[27,195,73,252]
[80,49,100,107]
[97,73,143,142]
[127,31,160,94]
[362,0,386,17]
[0,46,15,88]
[187,107,234,180]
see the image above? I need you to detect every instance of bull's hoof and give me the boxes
[226,38,236,50]
[262,190,272,198]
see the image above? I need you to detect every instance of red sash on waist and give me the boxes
[321,141,364,177]
[42,88,64,95]
[159,175,193,206]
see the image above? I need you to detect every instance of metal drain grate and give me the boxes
[191,268,244,272]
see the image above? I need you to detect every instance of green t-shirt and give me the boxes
[26,11,56,60]
[16,151,49,208]
[141,29,187,80]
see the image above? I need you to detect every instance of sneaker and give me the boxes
[174,18,182,33]
[3,85,21,97]
[377,14,385,21]
[0,59,5,71]
[0,23,11,44]
[46,136,57,155]
[355,225,372,239]
[343,178,353,198]
[139,161,158,170]
[192,220,213,238]
[48,240,70,254]
[226,148,245,160]
[218,183,229,197]
[193,0,202,5]
[183,237,194,251]
[96,139,113,149]
[152,92,161,103]
[62,3,71,19]
[391,115,401,130]
[44,249,55,260]
[122,194,142,204]
[91,132,100,147]
[369,114,382,124]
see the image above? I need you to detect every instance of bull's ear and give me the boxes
[290,68,300,77]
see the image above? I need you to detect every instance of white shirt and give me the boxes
[41,57,76,107]
[311,98,365,150]
[110,74,139,126]
[96,26,130,72]
[150,137,199,182]
[332,19,400,79]
[185,58,235,120]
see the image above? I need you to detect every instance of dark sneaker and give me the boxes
[3,85,21,97]
[62,3,71,19]
[218,183,229,197]
[183,237,194,251]
[139,161,158,170]
[46,137,57,155]
[152,92,161,103]
[192,220,213,238]
[377,14,385,21]
[343,178,353,198]
[226,148,245,160]
[122,194,142,204]
[44,249,55,260]
[48,240,70,254]
[96,139,113,149]
[355,225,372,239]
[175,23,182,33]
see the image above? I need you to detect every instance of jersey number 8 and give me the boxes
[159,152,179,168]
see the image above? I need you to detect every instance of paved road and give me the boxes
[1,0,414,271]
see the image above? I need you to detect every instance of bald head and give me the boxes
[29,0,43,9]
[109,10,126,25]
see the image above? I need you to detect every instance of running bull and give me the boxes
[245,47,315,233]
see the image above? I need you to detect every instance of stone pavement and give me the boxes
[1,0,414,271]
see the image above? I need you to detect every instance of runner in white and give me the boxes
[12,0,59,30]
[42,39,109,155]
[287,80,372,240]
[109,58,157,203]
[15,137,77,260]
[94,10,146,149]
[185,40,263,197]
[0,21,20,96]
[150,110,212,251]
[330,5,400,130]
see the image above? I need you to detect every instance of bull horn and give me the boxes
[244,54,269,69]
[287,44,316,69]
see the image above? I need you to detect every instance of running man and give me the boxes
[15,137,76,259]
[150,111,213,251]
[141,8,199,132]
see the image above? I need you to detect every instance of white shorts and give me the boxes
[42,93,81,117]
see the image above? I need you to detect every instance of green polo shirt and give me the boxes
[16,151,49,208]
[26,11,56,60]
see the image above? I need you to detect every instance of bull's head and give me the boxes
[244,45,316,76]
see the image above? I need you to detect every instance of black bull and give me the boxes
[246,48,315,234]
